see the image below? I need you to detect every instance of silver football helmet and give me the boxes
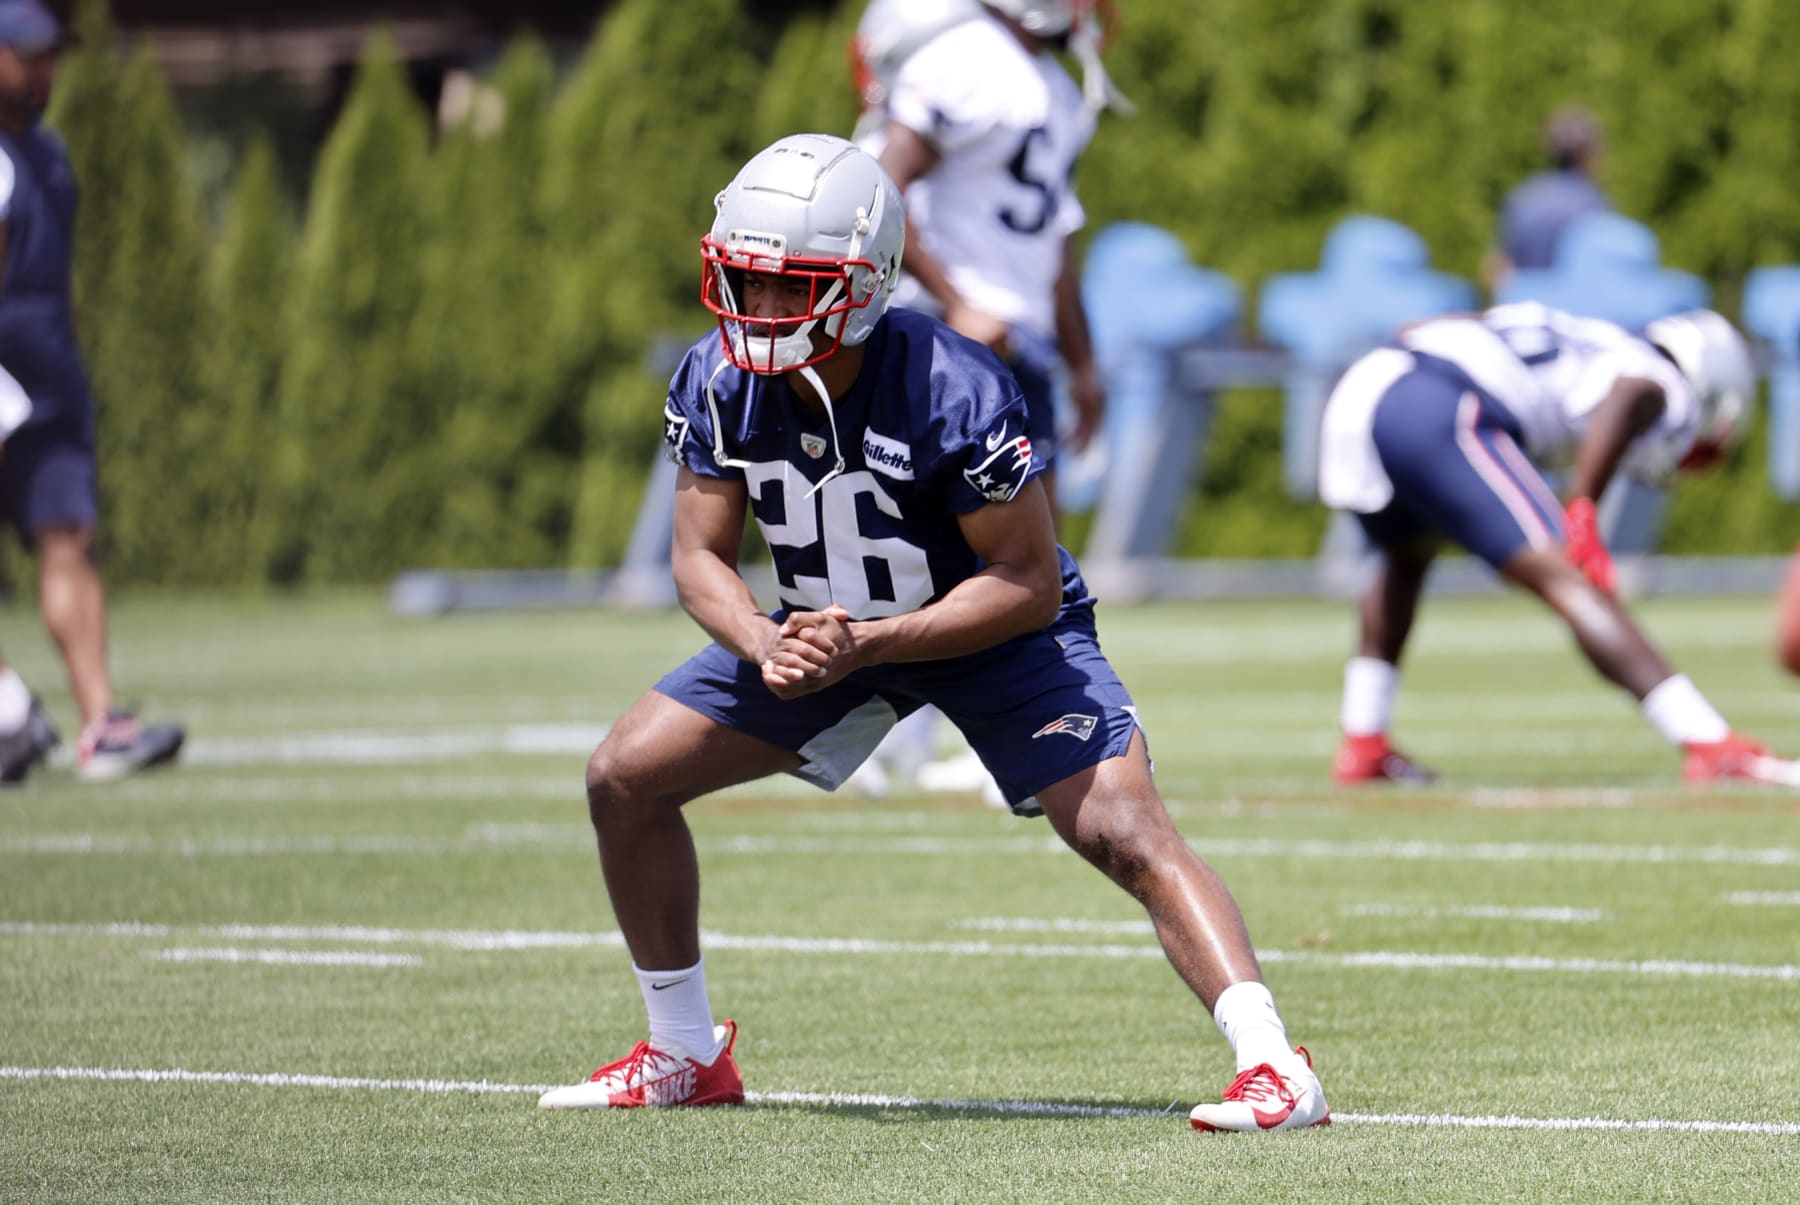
[702,133,905,375]
[980,0,1076,37]
[1644,308,1756,470]
[853,0,982,111]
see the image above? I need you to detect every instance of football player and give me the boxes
[1319,302,1799,786]
[538,135,1330,1133]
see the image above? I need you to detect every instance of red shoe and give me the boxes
[1683,734,1800,786]
[1190,1046,1331,1133]
[537,1020,744,1109]
[1333,733,1437,785]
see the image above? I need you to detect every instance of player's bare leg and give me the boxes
[1775,544,1800,677]
[1035,732,1329,1131]
[541,693,801,1111]
[35,525,111,726]
[1336,539,1439,783]
[584,690,801,970]
[1505,545,1797,784]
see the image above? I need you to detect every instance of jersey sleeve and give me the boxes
[662,343,738,481]
[0,145,14,221]
[921,339,1043,514]
[887,35,1010,155]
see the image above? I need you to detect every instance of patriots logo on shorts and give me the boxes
[662,400,690,465]
[1032,713,1098,742]
[962,423,1034,503]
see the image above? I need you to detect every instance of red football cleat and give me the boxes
[1333,733,1437,785]
[1190,1046,1331,1133]
[538,1020,745,1109]
[1683,734,1800,787]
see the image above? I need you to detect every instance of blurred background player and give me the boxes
[1482,105,1611,294]
[1318,302,1799,787]
[849,0,1127,800]
[0,0,184,782]
[537,134,1329,1132]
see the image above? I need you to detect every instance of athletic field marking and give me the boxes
[3,1066,1795,1135]
[954,917,1155,935]
[1726,891,1800,906]
[184,724,609,767]
[6,921,1797,981]
[1341,904,1607,923]
[147,948,422,968]
[10,830,1800,868]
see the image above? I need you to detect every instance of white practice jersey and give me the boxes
[1320,303,1701,513]
[884,15,1093,336]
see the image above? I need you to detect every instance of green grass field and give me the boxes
[3,590,1797,1202]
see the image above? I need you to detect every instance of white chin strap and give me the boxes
[1071,20,1134,115]
[703,361,847,501]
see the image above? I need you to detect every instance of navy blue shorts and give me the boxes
[1358,367,1566,570]
[1007,324,1060,469]
[0,419,98,548]
[654,604,1140,817]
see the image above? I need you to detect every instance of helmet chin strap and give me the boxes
[702,355,847,501]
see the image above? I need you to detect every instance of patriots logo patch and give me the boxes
[962,425,1034,503]
[1032,714,1098,742]
[662,400,690,465]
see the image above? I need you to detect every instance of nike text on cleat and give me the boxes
[77,710,185,783]
[1190,1046,1331,1133]
[0,696,60,786]
[537,1020,744,1110]
[1333,733,1436,785]
[1683,733,1800,786]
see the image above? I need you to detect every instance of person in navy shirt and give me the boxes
[1482,105,1611,292]
[0,0,183,783]
[538,133,1330,1133]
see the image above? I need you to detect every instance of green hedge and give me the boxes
[36,0,1800,586]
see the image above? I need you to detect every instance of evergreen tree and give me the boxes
[276,33,431,582]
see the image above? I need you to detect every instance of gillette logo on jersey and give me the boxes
[861,430,914,481]
[962,422,1033,502]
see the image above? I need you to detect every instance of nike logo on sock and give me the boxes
[650,977,691,991]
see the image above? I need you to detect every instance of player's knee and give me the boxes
[584,742,636,828]
[1069,800,1174,895]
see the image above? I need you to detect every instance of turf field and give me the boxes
[2,590,1797,1202]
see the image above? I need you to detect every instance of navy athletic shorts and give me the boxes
[0,418,98,548]
[654,603,1141,818]
[1358,367,1567,570]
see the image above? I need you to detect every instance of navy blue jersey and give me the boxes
[0,125,95,431]
[664,306,1089,621]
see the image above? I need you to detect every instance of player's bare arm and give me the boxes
[1565,377,1666,503]
[773,478,1061,698]
[669,467,787,667]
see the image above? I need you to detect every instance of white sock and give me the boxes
[1641,674,1730,746]
[634,959,719,1063]
[1340,657,1399,737]
[1213,981,1302,1074]
[0,667,32,735]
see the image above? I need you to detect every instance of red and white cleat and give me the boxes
[1190,1047,1331,1133]
[1683,733,1800,787]
[538,1020,744,1110]
[1333,733,1437,785]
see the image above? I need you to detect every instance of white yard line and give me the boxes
[1,1065,1795,1135]
[9,830,1800,868]
[147,948,421,967]
[4,920,1796,980]
[1341,904,1608,923]
[1725,891,1800,906]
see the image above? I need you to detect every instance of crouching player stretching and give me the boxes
[1320,302,1799,787]
[537,134,1329,1133]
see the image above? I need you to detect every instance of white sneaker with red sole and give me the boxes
[1683,733,1800,786]
[1190,1047,1331,1133]
[538,1020,744,1109]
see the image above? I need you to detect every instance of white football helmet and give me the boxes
[702,133,905,375]
[1644,308,1757,471]
[981,0,1076,37]
[853,0,982,111]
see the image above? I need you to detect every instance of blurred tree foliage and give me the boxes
[35,0,1800,586]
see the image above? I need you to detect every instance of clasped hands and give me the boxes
[760,605,860,699]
